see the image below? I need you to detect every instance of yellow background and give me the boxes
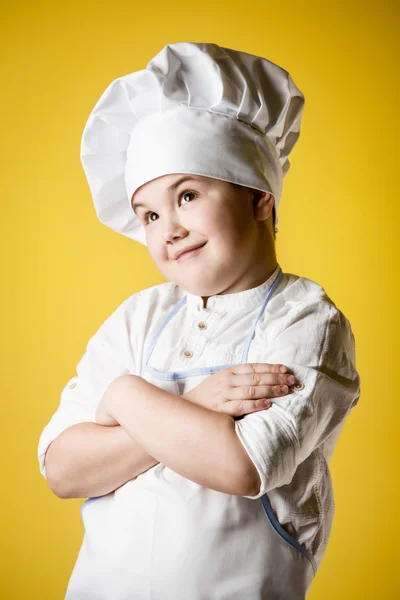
[2,1,398,597]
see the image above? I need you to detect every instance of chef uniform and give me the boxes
[37,42,361,599]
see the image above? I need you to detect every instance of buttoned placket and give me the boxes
[150,265,284,371]
[146,302,228,372]
[179,308,225,365]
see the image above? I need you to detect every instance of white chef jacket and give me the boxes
[37,264,361,598]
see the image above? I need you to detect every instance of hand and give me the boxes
[182,363,297,419]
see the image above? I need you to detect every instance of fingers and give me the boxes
[220,363,296,417]
[228,384,292,401]
[232,371,296,388]
[223,398,273,417]
[230,363,290,375]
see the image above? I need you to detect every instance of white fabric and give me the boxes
[80,42,305,244]
[38,266,360,597]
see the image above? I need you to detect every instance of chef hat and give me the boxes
[80,42,305,245]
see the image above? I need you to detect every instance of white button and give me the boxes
[183,349,193,358]
[197,321,207,330]
[69,380,78,389]
[293,382,304,391]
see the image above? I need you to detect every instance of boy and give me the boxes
[38,42,361,599]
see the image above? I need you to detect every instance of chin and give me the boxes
[178,278,228,297]
[162,264,235,296]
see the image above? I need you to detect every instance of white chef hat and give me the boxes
[80,42,305,245]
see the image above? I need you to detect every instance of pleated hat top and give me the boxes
[80,41,305,244]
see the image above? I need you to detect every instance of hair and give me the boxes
[230,182,276,240]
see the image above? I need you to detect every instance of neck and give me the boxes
[202,233,278,308]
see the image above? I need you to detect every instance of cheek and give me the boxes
[201,208,245,244]
[194,206,227,237]
[146,232,163,262]
[146,230,175,267]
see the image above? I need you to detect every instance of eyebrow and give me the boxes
[131,175,203,214]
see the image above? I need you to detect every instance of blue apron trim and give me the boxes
[143,363,240,380]
[260,493,317,575]
[143,295,187,367]
[240,267,284,363]
[80,496,102,515]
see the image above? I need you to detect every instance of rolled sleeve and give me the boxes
[38,375,95,478]
[235,301,361,499]
[37,298,137,479]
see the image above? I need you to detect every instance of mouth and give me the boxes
[175,242,207,262]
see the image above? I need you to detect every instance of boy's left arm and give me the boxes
[233,301,361,498]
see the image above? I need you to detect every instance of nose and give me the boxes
[162,213,188,243]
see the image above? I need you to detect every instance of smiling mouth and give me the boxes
[175,242,207,262]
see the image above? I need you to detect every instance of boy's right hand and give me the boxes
[182,363,298,419]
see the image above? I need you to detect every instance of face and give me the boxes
[131,173,274,296]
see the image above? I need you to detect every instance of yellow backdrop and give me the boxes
[2,0,397,597]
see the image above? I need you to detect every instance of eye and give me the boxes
[144,211,159,225]
[143,190,198,225]
[180,190,198,204]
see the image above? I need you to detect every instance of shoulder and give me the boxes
[273,271,336,309]
[267,271,355,347]
[92,281,184,332]
[271,271,344,317]
[121,280,184,319]
[86,281,184,345]
[262,272,360,404]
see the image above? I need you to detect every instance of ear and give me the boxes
[252,191,275,222]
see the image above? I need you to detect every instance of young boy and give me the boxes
[38,42,361,599]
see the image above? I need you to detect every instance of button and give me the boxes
[197,321,207,330]
[183,349,193,358]
[69,380,78,389]
[293,382,304,391]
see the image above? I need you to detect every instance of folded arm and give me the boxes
[38,294,159,499]
[44,422,160,499]
[98,375,260,497]
[94,301,361,501]
[39,292,360,503]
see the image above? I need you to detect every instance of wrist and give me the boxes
[181,389,199,406]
